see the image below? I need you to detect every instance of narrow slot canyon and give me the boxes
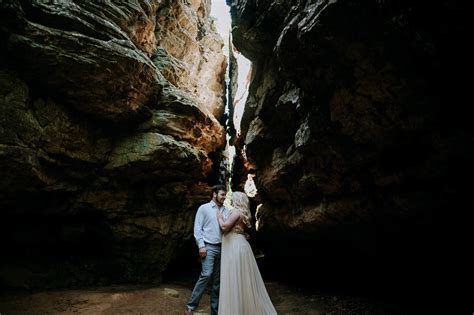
[0,0,456,314]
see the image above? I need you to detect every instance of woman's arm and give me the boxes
[217,210,241,234]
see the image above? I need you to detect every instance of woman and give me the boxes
[216,191,277,315]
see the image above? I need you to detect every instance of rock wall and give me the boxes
[228,0,448,300]
[0,0,226,288]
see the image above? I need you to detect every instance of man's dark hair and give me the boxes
[211,184,226,198]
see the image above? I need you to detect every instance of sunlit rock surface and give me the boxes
[0,0,225,288]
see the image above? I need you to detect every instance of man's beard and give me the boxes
[216,197,225,206]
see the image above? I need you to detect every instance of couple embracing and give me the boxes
[184,184,277,315]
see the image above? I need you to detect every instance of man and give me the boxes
[185,184,228,315]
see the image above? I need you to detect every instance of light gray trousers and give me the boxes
[186,243,221,315]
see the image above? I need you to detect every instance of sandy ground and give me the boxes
[0,281,403,315]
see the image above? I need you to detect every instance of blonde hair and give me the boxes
[232,191,252,228]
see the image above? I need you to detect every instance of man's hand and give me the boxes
[199,247,207,258]
[245,233,250,240]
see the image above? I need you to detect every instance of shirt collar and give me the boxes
[210,200,224,210]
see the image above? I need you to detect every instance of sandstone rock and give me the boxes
[229,0,441,292]
[0,0,226,288]
[0,0,169,121]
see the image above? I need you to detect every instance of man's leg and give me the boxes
[209,245,221,315]
[186,244,218,311]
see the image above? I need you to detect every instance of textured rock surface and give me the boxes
[0,0,162,122]
[229,0,445,300]
[0,0,226,288]
[154,0,227,120]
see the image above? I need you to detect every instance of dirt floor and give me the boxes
[0,280,404,315]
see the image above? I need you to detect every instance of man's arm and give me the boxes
[193,207,206,249]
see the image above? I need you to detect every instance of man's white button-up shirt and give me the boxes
[194,200,229,248]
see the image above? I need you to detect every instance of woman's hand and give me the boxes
[219,210,241,234]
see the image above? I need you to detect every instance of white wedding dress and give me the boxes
[218,211,277,314]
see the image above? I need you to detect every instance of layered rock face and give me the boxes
[229,0,444,298]
[0,0,226,288]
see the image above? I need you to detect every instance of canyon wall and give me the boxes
[228,0,446,300]
[0,0,226,288]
